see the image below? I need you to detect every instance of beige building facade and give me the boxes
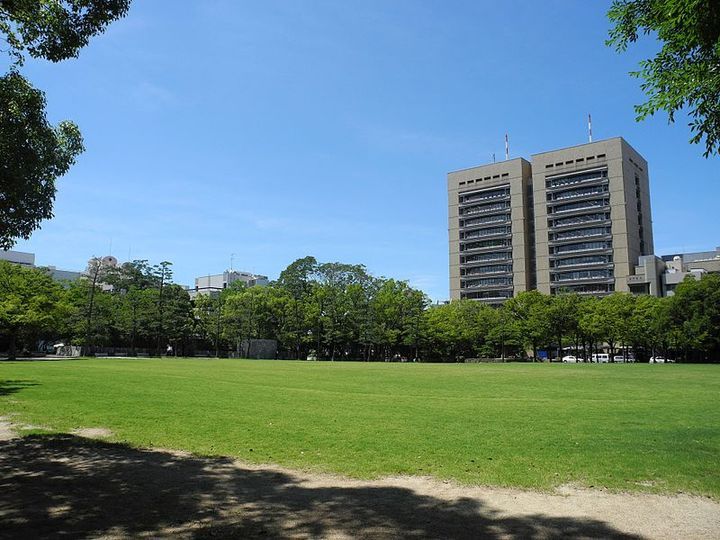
[448,137,654,302]
[448,158,534,302]
[532,138,653,295]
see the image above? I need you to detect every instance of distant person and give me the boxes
[166,344,173,357]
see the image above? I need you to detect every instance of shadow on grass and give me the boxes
[0,435,642,539]
[0,379,38,396]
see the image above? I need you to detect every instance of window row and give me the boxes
[461,264,513,276]
[552,269,613,282]
[459,201,511,216]
[547,184,608,202]
[461,276,513,288]
[551,240,612,255]
[551,226,611,242]
[460,239,511,251]
[460,213,510,228]
[551,283,615,295]
[550,212,610,228]
[545,168,608,189]
[461,290,513,300]
[549,198,609,214]
[460,251,512,265]
[459,187,510,205]
[552,255,612,268]
[461,226,512,240]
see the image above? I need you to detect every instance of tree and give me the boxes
[0,261,67,359]
[0,71,83,249]
[667,274,720,361]
[0,1,131,247]
[505,291,552,361]
[0,0,132,65]
[151,261,172,355]
[607,0,720,156]
[546,293,581,360]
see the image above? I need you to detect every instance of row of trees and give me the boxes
[1,256,719,362]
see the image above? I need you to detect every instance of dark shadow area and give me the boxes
[0,356,89,363]
[0,435,643,539]
[0,379,39,396]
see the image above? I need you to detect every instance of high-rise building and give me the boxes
[448,137,654,302]
[532,137,653,296]
[447,158,535,302]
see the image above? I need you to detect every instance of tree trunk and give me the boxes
[7,331,17,361]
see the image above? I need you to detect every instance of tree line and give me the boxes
[1,256,718,362]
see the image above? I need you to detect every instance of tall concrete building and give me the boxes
[448,158,534,302]
[532,138,653,296]
[448,137,654,302]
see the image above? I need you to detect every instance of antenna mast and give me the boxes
[505,133,509,160]
[588,113,593,143]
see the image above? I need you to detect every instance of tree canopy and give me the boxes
[607,0,720,156]
[1,255,719,363]
[0,0,131,248]
[0,71,83,249]
[0,0,131,64]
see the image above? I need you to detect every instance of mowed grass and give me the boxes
[1,358,718,498]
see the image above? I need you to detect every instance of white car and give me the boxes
[649,356,673,363]
[562,355,577,363]
[591,353,610,363]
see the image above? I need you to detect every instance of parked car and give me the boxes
[591,353,610,363]
[562,355,577,363]
[649,356,674,363]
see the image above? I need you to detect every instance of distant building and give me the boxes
[448,137,654,302]
[190,270,269,298]
[0,250,82,281]
[628,247,720,296]
[0,250,35,267]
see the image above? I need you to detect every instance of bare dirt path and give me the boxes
[0,419,718,539]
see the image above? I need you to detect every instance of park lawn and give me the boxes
[1,358,718,498]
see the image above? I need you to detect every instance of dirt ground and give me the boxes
[0,418,718,539]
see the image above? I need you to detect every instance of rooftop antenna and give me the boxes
[505,133,509,160]
[588,113,593,143]
[230,253,236,271]
[492,152,496,163]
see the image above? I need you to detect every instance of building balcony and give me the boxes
[460,203,511,216]
[460,228,513,241]
[547,200,610,217]
[459,192,510,205]
[548,231,612,245]
[550,215,610,229]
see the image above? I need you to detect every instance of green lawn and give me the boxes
[1,358,718,498]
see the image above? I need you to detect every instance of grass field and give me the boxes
[1,358,718,498]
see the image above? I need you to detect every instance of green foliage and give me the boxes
[0,0,131,65]
[607,0,720,156]
[667,274,720,359]
[0,260,67,358]
[2,253,719,362]
[2,359,719,498]
[0,71,83,249]
[0,1,131,247]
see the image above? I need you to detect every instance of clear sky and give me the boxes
[6,1,719,300]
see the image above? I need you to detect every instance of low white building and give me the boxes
[0,250,82,281]
[628,247,720,296]
[190,270,269,298]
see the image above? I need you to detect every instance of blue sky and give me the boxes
[6,1,719,300]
